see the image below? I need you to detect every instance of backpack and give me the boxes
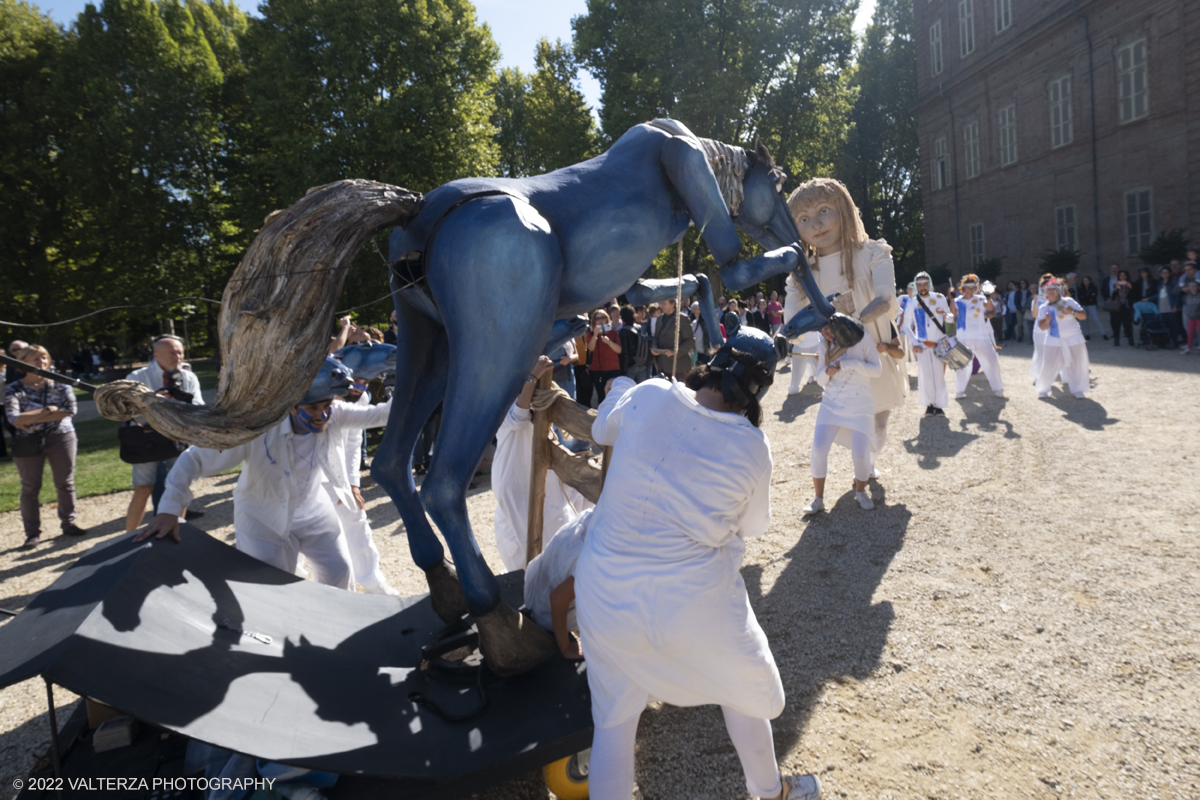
[633,323,655,367]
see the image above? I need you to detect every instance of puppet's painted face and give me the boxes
[734,162,799,250]
[793,203,842,256]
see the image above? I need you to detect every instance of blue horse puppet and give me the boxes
[374,119,840,675]
[333,343,398,381]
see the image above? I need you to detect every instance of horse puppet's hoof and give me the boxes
[474,601,558,678]
[425,560,469,625]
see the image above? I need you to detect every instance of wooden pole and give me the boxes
[525,371,554,564]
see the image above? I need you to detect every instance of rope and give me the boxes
[672,241,683,374]
[530,383,571,412]
[0,278,419,329]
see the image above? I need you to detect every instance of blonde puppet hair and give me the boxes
[786,177,869,285]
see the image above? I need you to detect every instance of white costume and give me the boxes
[784,241,906,436]
[492,401,589,574]
[576,377,781,728]
[953,294,1005,396]
[902,291,953,409]
[1030,292,1048,381]
[812,329,882,482]
[333,392,395,594]
[159,400,392,589]
[1036,297,1090,397]
[523,508,591,633]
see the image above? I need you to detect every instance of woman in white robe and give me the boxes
[492,357,590,573]
[784,178,906,463]
[1035,281,1091,397]
[804,324,882,513]
[575,331,822,800]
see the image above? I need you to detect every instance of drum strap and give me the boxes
[914,293,947,336]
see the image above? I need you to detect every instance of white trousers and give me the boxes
[914,347,949,408]
[237,508,353,590]
[788,332,820,391]
[333,497,390,590]
[1036,342,1090,396]
[811,423,872,483]
[954,337,1005,395]
[589,705,781,800]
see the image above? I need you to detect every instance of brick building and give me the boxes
[911,0,1199,285]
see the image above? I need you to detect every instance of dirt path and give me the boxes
[2,343,1197,799]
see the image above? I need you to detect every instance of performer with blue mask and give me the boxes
[902,271,953,416]
[136,357,393,589]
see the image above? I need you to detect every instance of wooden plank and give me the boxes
[547,443,603,504]
[525,372,554,563]
[547,398,598,443]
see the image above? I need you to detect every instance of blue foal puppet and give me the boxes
[374,119,843,675]
[98,119,846,677]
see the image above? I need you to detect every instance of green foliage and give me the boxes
[1139,229,1190,266]
[572,0,857,180]
[493,38,598,177]
[973,257,1004,283]
[1038,248,1082,274]
[840,0,923,275]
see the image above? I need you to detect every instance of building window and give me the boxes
[997,104,1017,166]
[933,136,950,190]
[994,0,1012,33]
[969,223,985,267]
[930,21,943,76]
[964,121,980,179]
[959,0,975,57]
[1117,39,1148,122]
[1049,77,1073,148]
[1055,205,1077,251]
[1125,188,1152,255]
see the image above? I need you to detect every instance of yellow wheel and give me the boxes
[543,747,590,799]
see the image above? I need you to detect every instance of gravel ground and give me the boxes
[2,342,1198,799]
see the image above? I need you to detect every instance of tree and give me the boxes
[1038,248,1081,274]
[840,0,924,277]
[492,38,598,178]
[573,0,857,297]
[237,0,502,317]
[1139,229,1189,266]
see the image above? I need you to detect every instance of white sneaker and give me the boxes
[856,492,875,510]
[994,391,1005,398]
[955,393,966,399]
[1073,392,1085,399]
[802,497,824,514]
[1038,392,1050,399]
[779,773,822,800]
[871,466,881,480]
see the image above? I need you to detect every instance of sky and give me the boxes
[35,0,877,111]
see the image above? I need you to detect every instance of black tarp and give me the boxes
[0,526,591,792]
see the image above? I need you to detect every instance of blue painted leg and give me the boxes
[368,292,466,623]
[422,195,563,675]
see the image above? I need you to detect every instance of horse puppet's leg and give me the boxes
[422,195,562,676]
[368,294,468,625]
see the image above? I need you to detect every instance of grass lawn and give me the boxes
[0,417,132,513]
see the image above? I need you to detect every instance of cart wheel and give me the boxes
[543,747,590,799]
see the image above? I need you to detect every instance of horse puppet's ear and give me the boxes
[752,137,776,170]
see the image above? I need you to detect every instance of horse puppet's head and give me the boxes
[731,139,801,251]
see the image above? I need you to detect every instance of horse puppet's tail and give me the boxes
[95,180,423,450]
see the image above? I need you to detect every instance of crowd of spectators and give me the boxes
[976,250,1199,352]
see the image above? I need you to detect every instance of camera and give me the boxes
[162,369,195,403]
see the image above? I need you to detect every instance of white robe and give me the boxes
[902,292,953,409]
[575,377,783,729]
[814,329,883,446]
[493,402,588,574]
[784,240,907,413]
[524,508,592,633]
[953,294,1005,395]
[1036,298,1091,396]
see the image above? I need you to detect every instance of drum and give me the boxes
[934,336,974,370]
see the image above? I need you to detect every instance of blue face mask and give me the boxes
[294,405,331,433]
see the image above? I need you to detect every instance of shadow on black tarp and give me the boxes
[0,526,591,797]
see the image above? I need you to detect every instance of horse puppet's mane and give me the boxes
[697,138,751,217]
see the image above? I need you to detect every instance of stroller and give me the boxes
[1133,301,1171,349]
